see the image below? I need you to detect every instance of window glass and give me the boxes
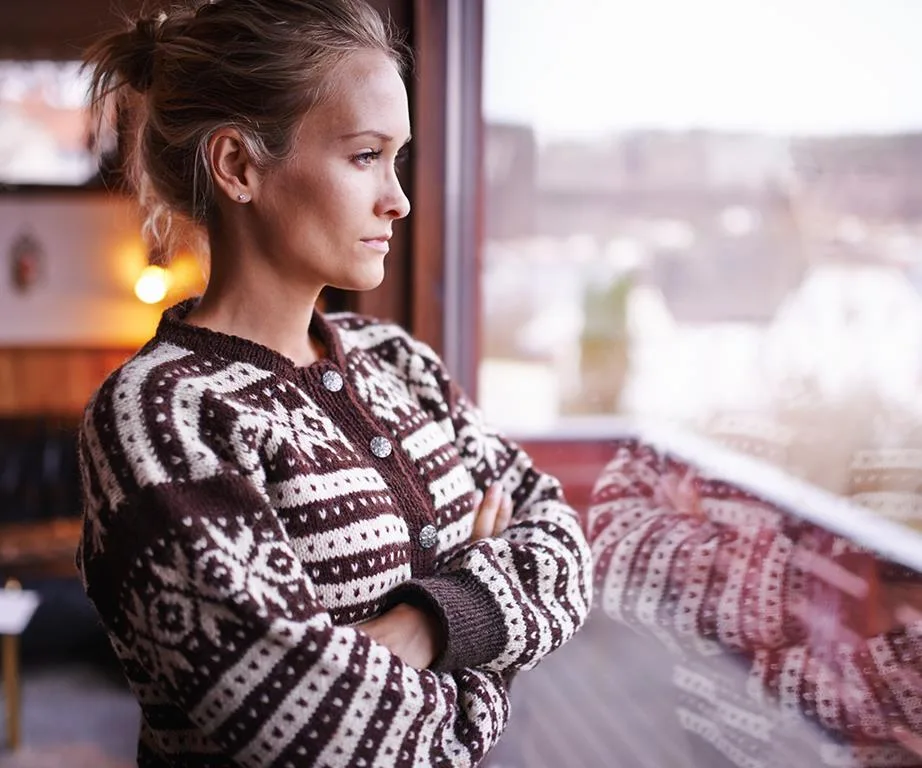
[481,0,922,448]
[480,4,922,766]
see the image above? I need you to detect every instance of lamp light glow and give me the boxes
[134,265,170,304]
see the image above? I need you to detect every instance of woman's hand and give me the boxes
[356,484,513,669]
[471,483,513,541]
[357,602,445,669]
[653,465,702,519]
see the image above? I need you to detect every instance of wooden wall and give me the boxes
[0,348,135,416]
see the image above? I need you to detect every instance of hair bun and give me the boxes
[125,16,162,92]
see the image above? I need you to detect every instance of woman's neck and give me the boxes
[185,248,324,368]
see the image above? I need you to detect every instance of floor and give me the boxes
[1,661,138,767]
[487,614,691,768]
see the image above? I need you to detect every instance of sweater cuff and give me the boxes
[384,571,508,672]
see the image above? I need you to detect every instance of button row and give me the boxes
[320,370,434,548]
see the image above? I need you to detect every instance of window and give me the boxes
[480,0,922,460]
[474,5,922,765]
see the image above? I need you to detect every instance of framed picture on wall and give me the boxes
[0,59,122,192]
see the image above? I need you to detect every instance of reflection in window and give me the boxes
[480,4,922,767]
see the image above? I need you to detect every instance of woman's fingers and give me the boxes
[494,491,513,536]
[471,484,513,541]
[471,485,500,540]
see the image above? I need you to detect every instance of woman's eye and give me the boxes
[353,149,383,167]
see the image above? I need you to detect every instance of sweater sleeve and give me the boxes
[78,450,508,767]
[585,439,808,654]
[745,626,922,747]
[384,337,593,674]
[586,439,922,749]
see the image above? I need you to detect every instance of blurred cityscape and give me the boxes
[480,123,922,446]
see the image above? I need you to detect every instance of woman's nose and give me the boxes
[378,173,411,220]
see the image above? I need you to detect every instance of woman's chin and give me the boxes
[336,265,387,293]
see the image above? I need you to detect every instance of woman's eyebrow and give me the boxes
[339,130,412,145]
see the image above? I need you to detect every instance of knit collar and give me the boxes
[154,297,347,375]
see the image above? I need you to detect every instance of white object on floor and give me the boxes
[0,589,39,635]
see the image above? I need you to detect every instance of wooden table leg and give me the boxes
[2,578,22,750]
[2,632,20,750]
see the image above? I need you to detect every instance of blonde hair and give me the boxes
[84,0,409,262]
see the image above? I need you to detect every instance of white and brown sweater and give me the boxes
[76,300,592,768]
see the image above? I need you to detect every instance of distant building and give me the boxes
[484,123,536,241]
[484,123,922,324]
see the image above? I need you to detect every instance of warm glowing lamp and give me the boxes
[134,265,170,304]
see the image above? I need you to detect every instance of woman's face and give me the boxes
[251,50,411,293]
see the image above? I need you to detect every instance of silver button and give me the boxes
[419,524,438,549]
[321,370,344,392]
[369,436,392,458]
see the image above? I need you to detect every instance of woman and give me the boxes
[76,1,593,766]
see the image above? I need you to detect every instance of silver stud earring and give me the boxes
[236,193,250,203]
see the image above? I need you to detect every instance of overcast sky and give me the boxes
[484,0,922,139]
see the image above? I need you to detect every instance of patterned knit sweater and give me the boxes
[587,439,922,768]
[76,300,593,768]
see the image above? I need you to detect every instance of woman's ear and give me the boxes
[208,128,258,204]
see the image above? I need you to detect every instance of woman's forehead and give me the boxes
[305,54,410,142]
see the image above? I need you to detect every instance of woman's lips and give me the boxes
[361,238,390,253]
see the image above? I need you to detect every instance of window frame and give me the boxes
[347,0,482,397]
[389,0,611,508]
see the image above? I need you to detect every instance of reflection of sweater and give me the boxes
[587,439,922,768]
[77,301,592,767]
